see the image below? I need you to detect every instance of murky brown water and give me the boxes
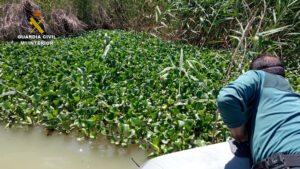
[0,126,147,169]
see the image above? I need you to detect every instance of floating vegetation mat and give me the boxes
[0,30,299,156]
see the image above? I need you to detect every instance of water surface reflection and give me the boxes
[0,126,146,169]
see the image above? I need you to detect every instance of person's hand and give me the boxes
[229,125,249,143]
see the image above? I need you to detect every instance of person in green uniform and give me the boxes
[217,54,300,169]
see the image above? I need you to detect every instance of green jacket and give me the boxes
[217,70,300,164]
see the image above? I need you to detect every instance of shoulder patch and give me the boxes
[263,73,292,91]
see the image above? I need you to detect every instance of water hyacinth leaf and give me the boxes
[151,137,160,152]
[26,116,33,125]
[130,118,142,127]
[74,96,80,102]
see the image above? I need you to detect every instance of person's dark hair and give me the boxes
[250,54,285,77]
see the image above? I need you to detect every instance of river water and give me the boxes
[0,126,147,169]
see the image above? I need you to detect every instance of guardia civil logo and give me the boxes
[29,12,45,34]
[17,12,56,46]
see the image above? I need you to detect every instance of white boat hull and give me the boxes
[140,142,251,169]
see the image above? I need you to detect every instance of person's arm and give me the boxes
[229,125,248,142]
[217,71,264,141]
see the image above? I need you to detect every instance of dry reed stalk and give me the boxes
[49,9,86,36]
